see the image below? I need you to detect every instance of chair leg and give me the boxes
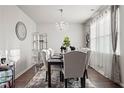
[45,71,48,82]
[65,79,68,88]
[76,78,79,81]
[8,81,11,88]
[81,70,86,88]
[85,70,88,79]
[61,72,64,82]
[4,84,6,88]
[80,77,85,88]
[81,71,86,88]
[60,71,64,82]
[60,71,62,82]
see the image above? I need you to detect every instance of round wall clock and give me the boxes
[15,21,27,41]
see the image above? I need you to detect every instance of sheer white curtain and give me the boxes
[90,8,113,79]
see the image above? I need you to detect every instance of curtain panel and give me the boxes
[90,8,113,79]
[111,5,121,83]
[89,5,121,83]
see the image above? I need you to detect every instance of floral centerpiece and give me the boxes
[61,36,70,52]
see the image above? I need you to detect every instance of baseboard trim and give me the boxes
[119,83,124,88]
[15,64,34,79]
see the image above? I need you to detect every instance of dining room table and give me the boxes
[47,51,87,88]
[47,53,63,87]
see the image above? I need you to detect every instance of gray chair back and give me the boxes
[41,49,48,69]
[64,51,87,79]
[48,48,54,58]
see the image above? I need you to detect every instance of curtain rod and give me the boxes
[84,5,120,25]
[83,5,110,25]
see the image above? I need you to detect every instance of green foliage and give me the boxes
[63,36,70,47]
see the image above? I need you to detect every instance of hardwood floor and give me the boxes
[88,67,121,88]
[15,66,36,88]
[15,66,122,88]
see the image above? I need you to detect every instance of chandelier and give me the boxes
[56,9,68,31]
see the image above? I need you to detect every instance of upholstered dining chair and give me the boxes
[85,49,91,79]
[48,48,62,59]
[40,49,48,81]
[63,51,87,88]
[41,49,62,82]
[79,48,91,78]
[47,48,54,58]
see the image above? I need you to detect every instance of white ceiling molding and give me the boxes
[18,5,102,24]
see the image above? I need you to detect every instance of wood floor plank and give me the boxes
[15,66,122,88]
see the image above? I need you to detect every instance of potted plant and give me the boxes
[61,36,70,52]
[63,36,70,47]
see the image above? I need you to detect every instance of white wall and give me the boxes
[120,6,124,87]
[37,23,85,52]
[0,7,5,50]
[0,6,36,78]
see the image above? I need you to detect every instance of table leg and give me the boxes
[13,64,15,88]
[48,63,51,87]
[11,65,15,88]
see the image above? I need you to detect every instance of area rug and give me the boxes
[25,68,95,88]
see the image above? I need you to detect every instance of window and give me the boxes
[89,7,120,79]
[90,8,113,78]
[90,9,112,54]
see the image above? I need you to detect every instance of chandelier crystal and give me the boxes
[56,9,68,31]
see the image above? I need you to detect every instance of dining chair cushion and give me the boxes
[63,51,87,79]
[48,48,54,58]
[41,49,62,71]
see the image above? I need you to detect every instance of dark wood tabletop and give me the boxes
[47,57,63,87]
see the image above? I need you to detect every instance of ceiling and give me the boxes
[18,5,101,24]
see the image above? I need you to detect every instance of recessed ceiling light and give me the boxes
[91,9,95,11]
